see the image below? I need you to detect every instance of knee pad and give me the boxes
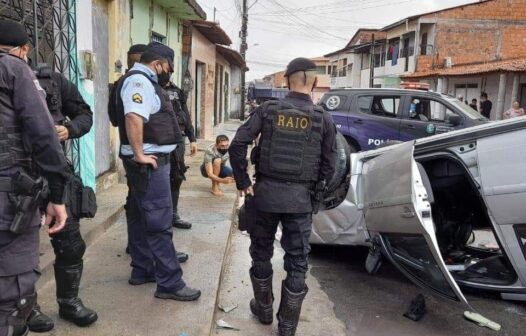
[51,231,86,265]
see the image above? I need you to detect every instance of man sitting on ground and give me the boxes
[201,135,235,196]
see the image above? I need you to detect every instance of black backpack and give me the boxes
[108,78,123,127]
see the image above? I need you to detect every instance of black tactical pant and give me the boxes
[0,182,40,336]
[170,140,186,214]
[50,217,85,268]
[249,211,312,293]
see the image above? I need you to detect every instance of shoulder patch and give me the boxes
[132,93,143,104]
[33,79,44,92]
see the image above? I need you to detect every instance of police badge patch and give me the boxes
[132,93,143,104]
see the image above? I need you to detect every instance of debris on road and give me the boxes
[216,319,240,331]
[403,294,426,321]
[464,311,501,331]
[218,303,239,313]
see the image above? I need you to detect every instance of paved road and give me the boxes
[309,244,526,336]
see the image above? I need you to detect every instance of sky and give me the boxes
[197,0,478,81]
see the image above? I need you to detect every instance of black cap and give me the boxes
[128,44,147,55]
[145,42,174,71]
[284,57,317,77]
[0,20,29,47]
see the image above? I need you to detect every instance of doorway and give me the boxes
[520,84,526,108]
[224,72,230,121]
[195,62,204,138]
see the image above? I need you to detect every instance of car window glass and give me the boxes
[408,97,459,124]
[358,95,400,118]
[384,234,457,300]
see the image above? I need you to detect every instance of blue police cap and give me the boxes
[0,20,29,47]
[145,42,174,71]
[284,57,317,77]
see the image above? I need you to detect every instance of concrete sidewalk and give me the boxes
[36,131,239,335]
[212,229,348,336]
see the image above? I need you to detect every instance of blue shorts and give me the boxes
[200,163,233,178]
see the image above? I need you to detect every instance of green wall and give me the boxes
[130,0,183,85]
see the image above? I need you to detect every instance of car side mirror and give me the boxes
[448,115,462,126]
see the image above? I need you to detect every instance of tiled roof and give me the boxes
[403,58,526,78]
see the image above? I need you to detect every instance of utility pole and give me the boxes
[369,34,375,88]
[213,7,216,22]
[240,0,248,121]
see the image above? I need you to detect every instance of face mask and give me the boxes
[217,148,228,155]
[156,64,171,87]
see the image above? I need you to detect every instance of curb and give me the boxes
[207,195,240,335]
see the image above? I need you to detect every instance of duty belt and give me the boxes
[122,153,171,166]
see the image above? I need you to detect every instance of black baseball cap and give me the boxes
[128,44,147,55]
[145,42,174,71]
[0,20,29,47]
[284,57,317,77]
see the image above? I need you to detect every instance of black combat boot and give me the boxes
[27,304,54,332]
[277,282,308,336]
[172,212,192,229]
[249,270,274,325]
[55,262,98,327]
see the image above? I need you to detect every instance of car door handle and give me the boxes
[354,119,363,124]
[404,124,415,129]
[400,211,416,218]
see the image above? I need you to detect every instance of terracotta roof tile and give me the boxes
[403,58,526,78]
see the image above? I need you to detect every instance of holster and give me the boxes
[238,194,256,232]
[170,151,187,182]
[124,158,151,194]
[9,172,46,234]
[310,180,327,215]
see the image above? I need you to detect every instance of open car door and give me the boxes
[361,141,470,307]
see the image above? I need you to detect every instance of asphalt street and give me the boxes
[309,244,526,336]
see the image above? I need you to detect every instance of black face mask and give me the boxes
[217,148,228,155]
[156,64,171,87]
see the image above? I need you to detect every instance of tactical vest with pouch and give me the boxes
[0,53,30,170]
[257,100,323,183]
[114,70,181,147]
[36,65,64,124]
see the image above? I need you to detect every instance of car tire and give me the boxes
[326,132,351,193]
[343,137,358,153]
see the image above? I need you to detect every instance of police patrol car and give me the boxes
[319,88,488,152]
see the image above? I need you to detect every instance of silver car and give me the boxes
[312,117,526,306]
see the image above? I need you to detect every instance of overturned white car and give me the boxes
[312,117,526,305]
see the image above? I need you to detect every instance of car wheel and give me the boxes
[344,137,358,153]
[326,133,351,193]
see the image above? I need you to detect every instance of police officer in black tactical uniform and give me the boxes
[0,20,69,336]
[25,66,98,331]
[165,82,197,229]
[229,58,336,336]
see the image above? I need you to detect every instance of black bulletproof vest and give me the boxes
[0,53,30,170]
[166,86,187,131]
[257,100,323,183]
[36,66,64,125]
[115,70,181,146]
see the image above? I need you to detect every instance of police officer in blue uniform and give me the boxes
[0,20,69,336]
[116,42,200,301]
[229,58,336,336]
[26,67,97,331]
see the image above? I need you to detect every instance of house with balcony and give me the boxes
[324,29,387,89]
[400,0,526,120]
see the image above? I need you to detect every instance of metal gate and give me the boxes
[0,0,80,170]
